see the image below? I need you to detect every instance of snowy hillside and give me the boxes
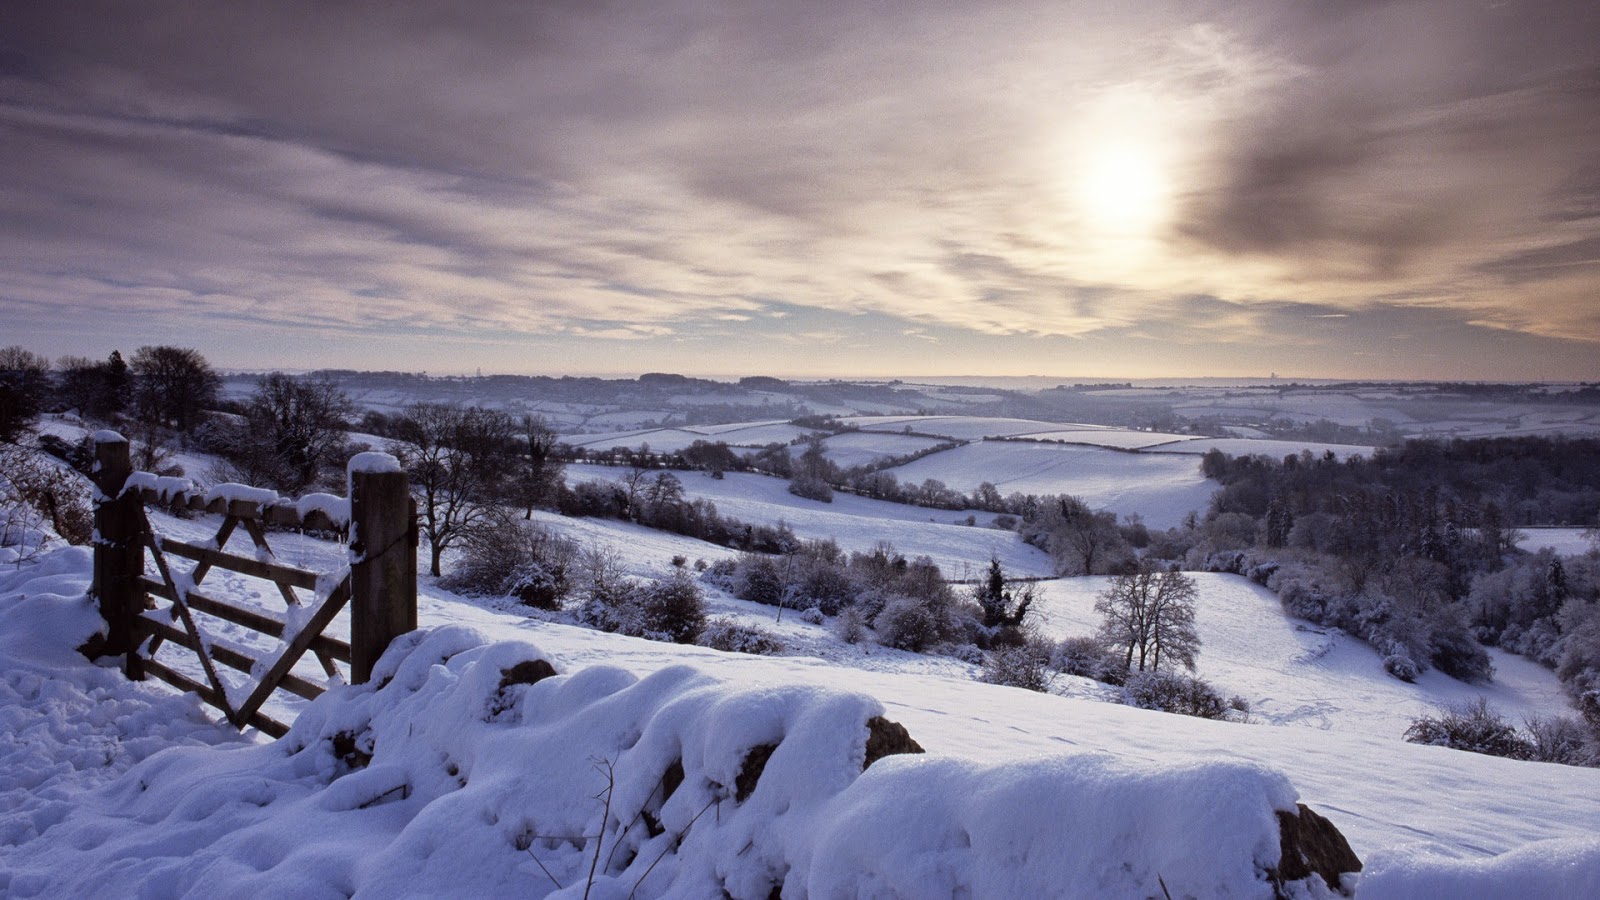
[3,544,1600,897]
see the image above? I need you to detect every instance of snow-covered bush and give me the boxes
[1383,652,1421,682]
[1524,715,1599,767]
[787,473,833,503]
[639,570,706,644]
[575,543,644,632]
[439,514,575,610]
[1403,698,1532,760]
[979,646,1050,692]
[1123,671,1230,720]
[0,445,92,558]
[1051,635,1129,686]
[697,618,785,655]
[734,553,784,605]
[832,606,871,644]
[798,606,825,625]
[873,593,952,652]
[699,618,783,653]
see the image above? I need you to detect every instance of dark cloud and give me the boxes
[1176,0,1600,280]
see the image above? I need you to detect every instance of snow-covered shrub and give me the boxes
[639,570,706,644]
[1428,616,1495,683]
[575,543,644,632]
[832,606,871,644]
[1383,652,1421,682]
[787,473,833,503]
[0,445,92,555]
[1051,635,1129,686]
[439,515,575,609]
[940,642,985,665]
[734,553,784,606]
[979,647,1050,692]
[873,594,950,652]
[799,606,825,625]
[697,618,785,655]
[790,553,858,615]
[1123,671,1230,720]
[1403,698,1532,760]
[701,556,739,590]
[1523,715,1599,767]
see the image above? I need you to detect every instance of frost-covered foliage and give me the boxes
[787,472,833,503]
[440,514,576,610]
[577,550,705,644]
[1051,634,1129,686]
[1180,441,1600,689]
[697,618,785,655]
[718,541,975,654]
[1123,671,1231,721]
[978,646,1051,692]
[1404,700,1600,769]
[6,622,1342,899]
[831,606,871,644]
[874,593,959,652]
[0,445,92,562]
[1403,698,1534,761]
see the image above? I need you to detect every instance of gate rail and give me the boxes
[88,433,417,737]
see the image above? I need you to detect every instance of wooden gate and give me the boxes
[88,433,417,738]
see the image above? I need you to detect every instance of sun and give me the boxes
[1062,88,1178,250]
[1075,138,1171,237]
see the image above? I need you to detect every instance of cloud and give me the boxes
[2,1,1598,377]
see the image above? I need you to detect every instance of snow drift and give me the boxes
[10,621,1342,898]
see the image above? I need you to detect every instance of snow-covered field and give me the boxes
[885,441,1216,529]
[564,463,1053,578]
[817,431,950,468]
[1146,437,1377,461]
[1518,528,1595,556]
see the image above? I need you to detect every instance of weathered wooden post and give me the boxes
[89,432,145,679]
[348,452,417,684]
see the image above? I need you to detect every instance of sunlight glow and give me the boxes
[1076,138,1171,237]
[1062,87,1179,263]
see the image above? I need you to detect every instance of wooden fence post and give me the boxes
[348,453,417,684]
[90,432,144,679]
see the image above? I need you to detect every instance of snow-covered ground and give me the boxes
[7,416,1600,895]
[1027,575,1570,740]
[563,463,1053,578]
[1518,528,1595,556]
[3,539,1600,897]
[885,441,1217,529]
[1146,437,1377,461]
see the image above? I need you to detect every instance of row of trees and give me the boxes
[1,345,219,443]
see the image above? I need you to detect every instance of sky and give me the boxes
[3,0,1599,381]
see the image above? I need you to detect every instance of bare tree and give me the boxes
[240,373,354,491]
[390,403,515,577]
[512,413,564,518]
[131,345,219,434]
[1095,567,1200,673]
[0,347,50,442]
[1047,496,1128,575]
